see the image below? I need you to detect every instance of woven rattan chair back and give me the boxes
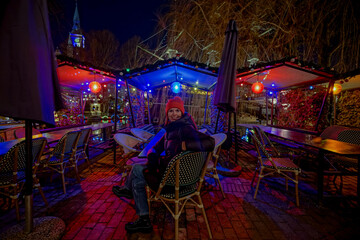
[75,128,93,172]
[42,130,81,194]
[0,137,47,220]
[147,151,213,240]
[250,131,301,206]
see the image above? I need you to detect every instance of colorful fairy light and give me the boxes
[333,83,342,95]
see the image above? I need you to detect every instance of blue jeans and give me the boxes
[124,164,149,216]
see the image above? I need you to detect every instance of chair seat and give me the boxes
[263,158,301,171]
[157,184,197,199]
[0,171,25,186]
[46,153,72,164]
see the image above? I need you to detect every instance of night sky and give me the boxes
[50,0,168,47]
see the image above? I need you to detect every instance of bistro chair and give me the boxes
[0,135,4,142]
[39,130,81,194]
[253,126,281,157]
[130,128,154,143]
[146,151,213,240]
[205,133,227,198]
[0,137,48,221]
[250,131,301,206]
[253,126,300,158]
[75,128,93,173]
[322,127,360,193]
[113,133,146,184]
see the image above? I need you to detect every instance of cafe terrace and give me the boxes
[1,55,360,239]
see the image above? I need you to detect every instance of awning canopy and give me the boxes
[236,60,337,90]
[56,59,117,90]
[57,56,358,93]
[119,60,218,91]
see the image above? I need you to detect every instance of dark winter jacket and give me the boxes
[144,112,215,190]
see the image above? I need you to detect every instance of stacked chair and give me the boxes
[0,137,48,220]
[146,151,213,240]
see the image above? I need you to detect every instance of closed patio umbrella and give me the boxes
[213,19,238,112]
[213,19,240,168]
[0,0,64,235]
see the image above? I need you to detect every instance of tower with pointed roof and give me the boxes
[67,0,85,58]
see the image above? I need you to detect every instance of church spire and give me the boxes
[72,0,81,32]
[67,0,85,58]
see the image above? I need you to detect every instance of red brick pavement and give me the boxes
[1,148,360,239]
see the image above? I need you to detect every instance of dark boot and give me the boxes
[112,185,133,199]
[125,215,153,233]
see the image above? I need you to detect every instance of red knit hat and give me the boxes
[165,96,185,115]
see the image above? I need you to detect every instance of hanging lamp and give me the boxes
[89,71,101,94]
[252,73,264,94]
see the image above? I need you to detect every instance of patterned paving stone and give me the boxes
[1,148,360,239]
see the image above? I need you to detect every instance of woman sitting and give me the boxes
[112,96,214,233]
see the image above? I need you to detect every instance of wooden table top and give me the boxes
[0,123,114,156]
[238,124,360,156]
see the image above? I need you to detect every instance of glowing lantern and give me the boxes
[89,81,101,93]
[251,82,264,94]
[171,81,181,94]
[333,83,342,95]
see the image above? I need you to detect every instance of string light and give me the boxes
[333,83,342,95]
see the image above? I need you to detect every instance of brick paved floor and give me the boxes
[1,148,360,239]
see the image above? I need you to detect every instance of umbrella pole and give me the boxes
[203,91,209,126]
[24,120,33,233]
[114,79,119,164]
[266,91,268,125]
[147,91,152,124]
[214,110,220,134]
[315,80,334,131]
[233,112,238,164]
[125,77,135,128]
